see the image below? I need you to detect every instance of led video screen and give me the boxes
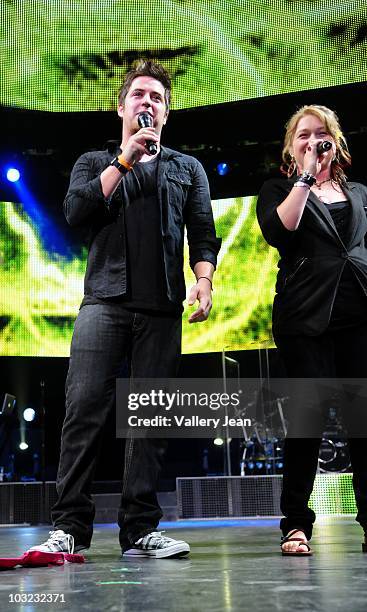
[2,0,366,112]
[0,197,278,357]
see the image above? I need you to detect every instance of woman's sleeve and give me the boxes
[256,179,296,250]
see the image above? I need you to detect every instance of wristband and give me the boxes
[294,181,310,189]
[110,155,133,174]
[296,171,316,187]
[117,155,133,171]
[197,276,213,290]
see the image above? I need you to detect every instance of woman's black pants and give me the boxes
[275,323,367,540]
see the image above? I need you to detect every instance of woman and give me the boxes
[257,105,367,555]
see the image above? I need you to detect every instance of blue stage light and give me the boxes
[247,461,255,470]
[276,461,284,470]
[11,177,68,255]
[6,167,21,182]
[256,461,263,470]
[216,162,230,176]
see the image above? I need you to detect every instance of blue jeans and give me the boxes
[51,304,181,550]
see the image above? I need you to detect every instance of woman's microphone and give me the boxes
[317,141,332,154]
[138,112,158,155]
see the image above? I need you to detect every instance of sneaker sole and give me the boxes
[28,545,89,554]
[123,544,190,559]
[74,545,89,553]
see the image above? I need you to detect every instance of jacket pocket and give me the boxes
[167,172,192,187]
[167,172,192,220]
[284,257,308,287]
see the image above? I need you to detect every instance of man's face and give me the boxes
[118,75,168,135]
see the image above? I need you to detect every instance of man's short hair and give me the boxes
[118,60,171,112]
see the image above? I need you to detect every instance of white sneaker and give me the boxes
[123,531,190,558]
[28,530,88,554]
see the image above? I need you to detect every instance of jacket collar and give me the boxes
[343,183,366,248]
[288,176,363,249]
[160,146,181,161]
[114,144,178,161]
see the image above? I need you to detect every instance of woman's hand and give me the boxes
[303,141,326,176]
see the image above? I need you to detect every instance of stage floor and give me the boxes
[0,517,366,611]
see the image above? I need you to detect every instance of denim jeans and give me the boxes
[275,323,367,540]
[51,304,181,550]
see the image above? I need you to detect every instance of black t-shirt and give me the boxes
[327,201,367,329]
[82,155,182,314]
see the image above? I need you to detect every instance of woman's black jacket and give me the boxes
[256,177,367,335]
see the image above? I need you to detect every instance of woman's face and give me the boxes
[291,113,336,173]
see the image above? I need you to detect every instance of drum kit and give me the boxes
[222,347,351,476]
[237,396,351,475]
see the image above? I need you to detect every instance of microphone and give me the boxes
[317,141,332,155]
[138,112,157,155]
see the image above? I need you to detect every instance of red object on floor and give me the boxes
[0,550,85,569]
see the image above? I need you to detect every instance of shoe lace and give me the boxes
[46,530,74,553]
[144,531,170,546]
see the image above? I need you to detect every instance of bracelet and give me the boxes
[296,171,316,187]
[117,154,134,171]
[110,154,134,174]
[294,181,310,189]
[197,276,213,290]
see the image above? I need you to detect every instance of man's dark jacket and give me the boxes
[256,177,367,335]
[64,146,221,304]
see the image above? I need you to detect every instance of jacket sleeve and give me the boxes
[184,160,222,269]
[256,179,296,250]
[63,153,110,226]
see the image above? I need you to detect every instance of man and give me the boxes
[30,60,221,558]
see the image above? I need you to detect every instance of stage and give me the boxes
[0,517,366,611]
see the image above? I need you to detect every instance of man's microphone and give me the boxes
[317,141,332,155]
[138,112,158,155]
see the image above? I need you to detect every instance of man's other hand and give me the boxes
[188,278,212,323]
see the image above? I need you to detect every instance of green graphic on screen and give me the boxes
[0,199,278,357]
[2,0,366,112]
[310,473,356,514]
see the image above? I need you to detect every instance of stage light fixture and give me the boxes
[6,168,21,183]
[216,162,230,176]
[256,461,264,470]
[214,437,224,446]
[19,442,29,451]
[247,461,255,470]
[1,394,16,416]
[23,408,36,422]
[276,461,283,470]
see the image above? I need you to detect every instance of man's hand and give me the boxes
[100,127,159,200]
[122,127,159,165]
[188,277,212,323]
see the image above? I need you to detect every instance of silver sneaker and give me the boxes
[28,529,88,554]
[123,531,190,558]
